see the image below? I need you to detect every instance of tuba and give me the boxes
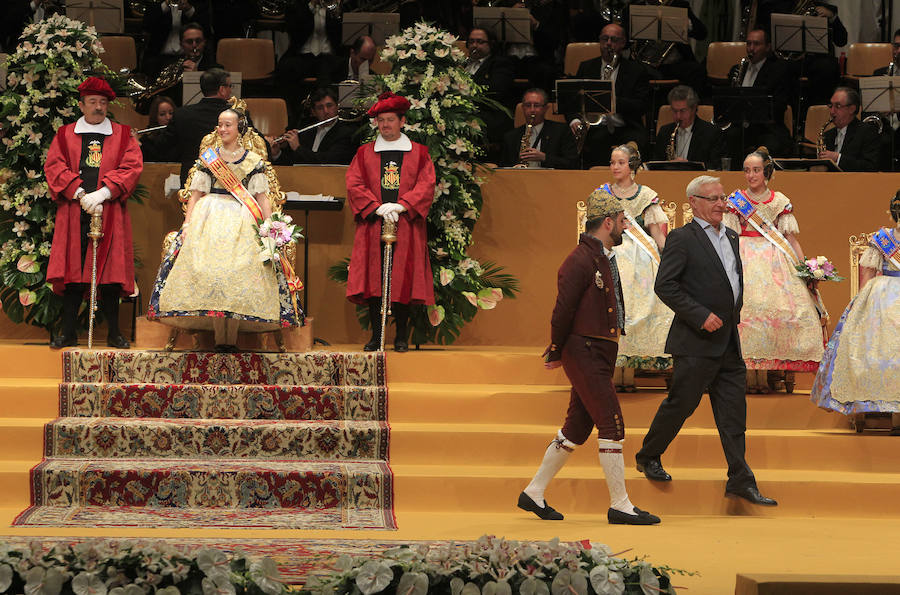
[665,123,678,160]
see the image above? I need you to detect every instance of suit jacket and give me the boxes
[654,220,743,358]
[547,233,625,361]
[470,54,515,106]
[727,56,791,124]
[141,1,211,66]
[574,56,650,128]
[653,118,725,166]
[500,120,579,169]
[276,121,357,165]
[824,118,881,172]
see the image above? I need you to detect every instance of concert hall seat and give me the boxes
[243,98,288,138]
[656,104,714,132]
[513,102,566,127]
[845,43,892,79]
[99,35,137,73]
[216,38,276,83]
[563,43,603,77]
[370,46,392,76]
[108,98,148,131]
[706,42,747,85]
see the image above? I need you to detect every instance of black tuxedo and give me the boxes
[140,2,211,73]
[653,118,725,167]
[725,56,793,160]
[274,121,357,165]
[824,118,882,172]
[636,219,756,492]
[500,120,579,169]
[470,54,515,107]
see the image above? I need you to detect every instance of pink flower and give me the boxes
[16,255,39,273]
[462,291,478,307]
[428,305,445,326]
[18,289,36,306]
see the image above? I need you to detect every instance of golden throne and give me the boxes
[160,97,297,352]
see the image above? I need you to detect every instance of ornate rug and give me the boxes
[14,349,396,530]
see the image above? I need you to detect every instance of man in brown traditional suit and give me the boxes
[517,187,661,526]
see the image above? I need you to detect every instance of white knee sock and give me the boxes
[524,430,575,506]
[598,438,636,514]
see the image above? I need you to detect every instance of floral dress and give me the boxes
[811,228,900,414]
[148,149,302,331]
[610,184,674,370]
[724,190,822,370]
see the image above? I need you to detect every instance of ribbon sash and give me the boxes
[599,184,660,264]
[871,227,900,271]
[200,148,264,223]
[727,190,798,265]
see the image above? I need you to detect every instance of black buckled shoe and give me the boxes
[106,334,130,349]
[608,507,661,525]
[517,491,564,520]
[363,337,380,352]
[50,333,78,349]
[393,339,409,353]
[725,485,778,506]
[636,459,672,481]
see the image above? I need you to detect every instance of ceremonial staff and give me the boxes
[87,212,103,348]
[379,219,397,352]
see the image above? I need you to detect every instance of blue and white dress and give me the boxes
[810,227,900,414]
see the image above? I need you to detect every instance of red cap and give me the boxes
[78,76,116,100]
[367,91,410,117]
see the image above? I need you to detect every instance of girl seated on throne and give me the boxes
[148,108,302,351]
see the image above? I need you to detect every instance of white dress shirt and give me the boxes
[742,60,763,87]
[300,2,333,56]
[695,216,741,305]
[676,123,694,159]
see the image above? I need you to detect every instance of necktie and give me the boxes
[608,254,625,331]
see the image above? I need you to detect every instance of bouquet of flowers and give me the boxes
[256,213,303,264]
[795,256,843,282]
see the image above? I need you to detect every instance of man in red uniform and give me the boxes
[44,77,143,348]
[346,92,436,352]
[518,187,661,525]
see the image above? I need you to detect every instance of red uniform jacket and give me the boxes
[44,121,142,295]
[548,233,625,360]
[346,140,436,305]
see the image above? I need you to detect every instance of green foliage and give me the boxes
[328,21,519,344]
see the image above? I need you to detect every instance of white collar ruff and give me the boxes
[374,133,412,152]
[74,116,113,136]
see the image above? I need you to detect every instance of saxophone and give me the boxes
[516,114,536,168]
[817,116,834,156]
[665,123,678,160]
[732,56,750,87]
[890,61,897,76]
[602,51,618,81]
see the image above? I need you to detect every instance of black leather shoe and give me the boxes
[636,459,672,481]
[517,492,564,520]
[363,337,380,352]
[106,334,130,349]
[725,485,778,506]
[608,507,661,525]
[50,334,77,349]
[394,339,409,352]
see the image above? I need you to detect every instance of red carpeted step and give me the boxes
[59,382,386,421]
[17,458,395,529]
[45,417,389,460]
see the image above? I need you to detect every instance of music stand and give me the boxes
[341,13,400,46]
[860,76,900,169]
[774,158,841,172]
[771,12,829,139]
[337,80,361,111]
[713,88,773,159]
[555,79,614,117]
[644,160,706,171]
[183,72,242,106]
[473,7,532,45]
[629,5,689,45]
[67,0,124,34]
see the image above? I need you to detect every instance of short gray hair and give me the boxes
[668,85,698,109]
[686,175,721,198]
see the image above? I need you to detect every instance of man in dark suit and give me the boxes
[635,175,777,507]
[569,23,650,169]
[501,88,578,169]
[653,85,724,167]
[873,29,900,76]
[271,88,356,165]
[819,87,881,172]
[466,27,515,162]
[518,187,660,526]
[141,1,211,77]
[725,28,793,161]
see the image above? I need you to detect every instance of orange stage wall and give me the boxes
[3,164,899,346]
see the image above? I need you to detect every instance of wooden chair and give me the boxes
[108,98,148,130]
[243,97,288,137]
[706,42,747,83]
[799,104,834,154]
[564,42,603,77]
[99,35,137,73]
[513,102,567,127]
[656,104,714,132]
[846,43,892,78]
[371,45,392,76]
[216,38,276,82]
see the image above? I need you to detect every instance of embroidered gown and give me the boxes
[148,149,301,331]
[609,184,674,370]
[724,190,823,370]
[810,228,900,414]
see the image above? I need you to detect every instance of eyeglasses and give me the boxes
[692,194,727,203]
[599,35,625,43]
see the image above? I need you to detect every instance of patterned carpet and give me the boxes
[14,349,396,530]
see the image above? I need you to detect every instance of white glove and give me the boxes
[375,203,406,223]
[89,203,104,216]
[80,187,111,214]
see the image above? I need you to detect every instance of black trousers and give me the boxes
[636,328,755,491]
